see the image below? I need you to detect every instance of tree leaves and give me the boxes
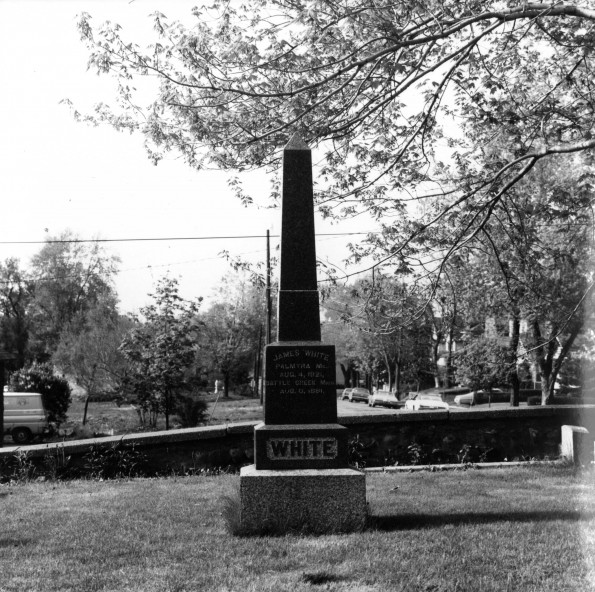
[119,276,203,428]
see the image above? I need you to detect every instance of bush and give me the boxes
[83,441,147,479]
[9,363,72,425]
[173,394,208,428]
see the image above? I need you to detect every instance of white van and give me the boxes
[3,392,51,444]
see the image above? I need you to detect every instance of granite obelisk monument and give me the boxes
[239,134,366,534]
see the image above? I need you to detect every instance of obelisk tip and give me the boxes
[284,132,310,151]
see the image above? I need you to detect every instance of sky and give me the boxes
[0,0,370,314]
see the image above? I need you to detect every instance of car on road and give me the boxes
[454,389,506,406]
[368,390,404,409]
[340,388,353,400]
[404,393,449,411]
[438,386,472,403]
[348,387,371,403]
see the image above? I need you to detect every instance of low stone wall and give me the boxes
[0,423,257,476]
[342,406,595,465]
[1,406,593,475]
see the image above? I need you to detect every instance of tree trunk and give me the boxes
[164,389,170,430]
[82,395,91,425]
[509,315,520,407]
[431,336,441,388]
[339,363,349,388]
[446,325,456,387]
[383,353,392,391]
[224,372,230,398]
[0,361,4,448]
[541,374,556,406]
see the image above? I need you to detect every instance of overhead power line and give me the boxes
[0,232,376,245]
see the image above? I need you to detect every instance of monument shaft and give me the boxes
[277,134,321,342]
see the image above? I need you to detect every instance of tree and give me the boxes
[28,231,120,360]
[455,337,512,396]
[453,153,595,404]
[199,274,264,398]
[0,258,32,368]
[323,274,433,394]
[72,3,595,399]
[72,3,595,260]
[322,283,370,388]
[53,296,132,396]
[53,295,134,424]
[119,276,203,429]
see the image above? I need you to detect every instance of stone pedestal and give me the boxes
[240,465,367,534]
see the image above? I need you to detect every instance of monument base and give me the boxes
[239,465,367,535]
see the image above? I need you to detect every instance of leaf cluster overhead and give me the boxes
[72,2,595,272]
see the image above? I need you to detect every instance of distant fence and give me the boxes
[1,406,593,476]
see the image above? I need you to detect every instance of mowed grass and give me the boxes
[64,393,263,436]
[0,465,593,592]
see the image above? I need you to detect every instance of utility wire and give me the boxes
[0,231,376,245]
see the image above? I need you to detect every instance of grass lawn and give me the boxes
[0,465,593,591]
[63,393,263,437]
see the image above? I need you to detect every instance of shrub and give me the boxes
[407,442,427,465]
[42,445,73,481]
[83,441,147,479]
[347,434,367,468]
[173,394,208,428]
[10,363,72,425]
[0,450,37,483]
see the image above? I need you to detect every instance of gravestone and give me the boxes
[239,134,366,534]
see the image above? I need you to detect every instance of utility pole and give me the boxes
[261,229,273,405]
[266,229,272,345]
[256,325,263,404]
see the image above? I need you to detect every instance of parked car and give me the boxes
[348,387,371,402]
[340,388,353,400]
[438,386,472,403]
[3,392,52,444]
[368,390,404,409]
[404,394,449,410]
[454,389,506,406]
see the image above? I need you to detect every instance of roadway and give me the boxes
[336,398,532,417]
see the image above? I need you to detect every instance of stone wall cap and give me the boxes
[121,425,228,443]
[341,410,449,424]
[449,406,556,421]
[0,425,229,458]
[267,340,328,346]
[226,421,260,434]
[240,464,363,478]
[256,423,348,431]
[340,414,401,426]
[561,424,589,433]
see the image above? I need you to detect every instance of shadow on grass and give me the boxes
[370,510,594,531]
[0,537,33,548]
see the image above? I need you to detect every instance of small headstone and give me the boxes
[561,425,592,465]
